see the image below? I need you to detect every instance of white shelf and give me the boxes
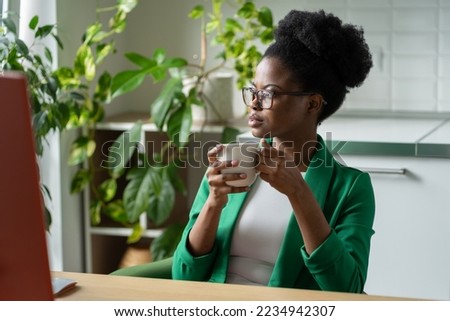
[89,226,164,238]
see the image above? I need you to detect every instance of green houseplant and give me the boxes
[0,11,66,228]
[0,0,141,230]
[101,0,275,260]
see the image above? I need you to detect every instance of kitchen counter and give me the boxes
[316,116,450,158]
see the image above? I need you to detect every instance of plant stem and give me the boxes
[200,16,207,71]
[96,5,118,13]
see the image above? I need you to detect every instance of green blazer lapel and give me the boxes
[305,135,335,210]
[269,135,334,287]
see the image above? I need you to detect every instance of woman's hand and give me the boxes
[187,144,250,256]
[206,144,250,207]
[255,139,305,198]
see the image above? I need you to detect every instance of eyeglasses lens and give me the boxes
[243,88,272,109]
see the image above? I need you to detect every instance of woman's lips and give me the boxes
[248,114,263,127]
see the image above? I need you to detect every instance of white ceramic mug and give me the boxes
[217,142,259,187]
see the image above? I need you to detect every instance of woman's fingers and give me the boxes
[207,144,224,164]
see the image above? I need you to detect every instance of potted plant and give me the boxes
[102,0,275,260]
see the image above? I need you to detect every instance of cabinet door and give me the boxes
[341,155,450,300]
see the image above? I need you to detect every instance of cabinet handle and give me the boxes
[357,167,406,175]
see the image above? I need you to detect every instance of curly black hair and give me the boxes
[263,10,373,123]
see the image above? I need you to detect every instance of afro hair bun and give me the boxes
[275,10,373,88]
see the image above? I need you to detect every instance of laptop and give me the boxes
[0,72,55,300]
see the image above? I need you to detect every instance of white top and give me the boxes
[226,174,305,285]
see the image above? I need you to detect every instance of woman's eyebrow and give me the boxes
[250,81,283,90]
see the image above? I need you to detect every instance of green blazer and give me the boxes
[172,135,375,293]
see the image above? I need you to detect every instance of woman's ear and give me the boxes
[307,94,323,114]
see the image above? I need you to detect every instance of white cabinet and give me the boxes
[341,154,450,300]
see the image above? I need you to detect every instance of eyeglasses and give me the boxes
[242,87,321,109]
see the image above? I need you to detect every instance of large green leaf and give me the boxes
[52,33,64,50]
[96,42,114,64]
[260,28,274,44]
[127,222,143,244]
[150,223,185,261]
[167,102,192,146]
[125,52,155,69]
[35,25,54,39]
[3,18,17,35]
[258,7,273,28]
[123,167,155,223]
[68,136,96,166]
[104,200,128,223]
[15,39,29,57]
[111,70,146,99]
[70,168,91,194]
[98,178,117,202]
[146,168,175,226]
[188,5,205,19]
[94,71,112,103]
[237,2,256,19]
[53,67,80,87]
[83,22,102,44]
[105,121,142,177]
[29,16,39,30]
[75,44,96,80]
[89,199,102,225]
[91,30,110,43]
[150,77,182,129]
[109,10,127,33]
[225,18,243,32]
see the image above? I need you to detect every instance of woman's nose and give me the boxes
[251,98,262,110]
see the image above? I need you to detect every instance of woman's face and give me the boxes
[247,57,316,141]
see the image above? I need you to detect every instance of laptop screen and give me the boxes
[0,72,54,300]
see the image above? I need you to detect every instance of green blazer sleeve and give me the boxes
[300,170,375,293]
[171,175,218,281]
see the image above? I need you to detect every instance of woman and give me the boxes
[172,9,375,293]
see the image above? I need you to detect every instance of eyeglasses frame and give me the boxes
[242,87,326,109]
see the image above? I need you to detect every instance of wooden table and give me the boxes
[53,271,413,301]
